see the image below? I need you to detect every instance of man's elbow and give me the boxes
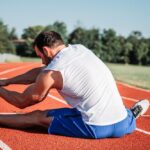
[32,94,45,102]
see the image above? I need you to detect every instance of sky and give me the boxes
[0,0,150,38]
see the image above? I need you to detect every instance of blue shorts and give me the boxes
[47,108,136,139]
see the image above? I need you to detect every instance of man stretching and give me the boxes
[0,31,149,138]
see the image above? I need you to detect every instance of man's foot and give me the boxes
[130,99,149,119]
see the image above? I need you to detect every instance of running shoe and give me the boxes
[130,99,149,119]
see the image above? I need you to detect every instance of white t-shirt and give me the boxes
[44,44,127,125]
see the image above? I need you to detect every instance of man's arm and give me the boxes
[0,67,44,86]
[0,70,62,109]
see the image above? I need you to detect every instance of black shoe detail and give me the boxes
[131,105,143,119]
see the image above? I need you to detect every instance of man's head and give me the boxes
[33,31,65,65]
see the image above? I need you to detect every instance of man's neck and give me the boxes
[52,44,67,58]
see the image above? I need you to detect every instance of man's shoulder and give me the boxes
[39,70,63,89]
[70,44,86,49]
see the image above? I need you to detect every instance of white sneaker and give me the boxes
[130,99,149,119]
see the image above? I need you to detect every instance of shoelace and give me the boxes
[131,105,143,118]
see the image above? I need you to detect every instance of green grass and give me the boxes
[21,57,41,62]
[106,63,150,90]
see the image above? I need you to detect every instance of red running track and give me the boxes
[0,62,149,150]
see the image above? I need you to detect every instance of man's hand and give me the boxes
[0,79,9,86]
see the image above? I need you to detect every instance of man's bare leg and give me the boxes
[0,110,52,129]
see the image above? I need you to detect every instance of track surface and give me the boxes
[0,62,149,150]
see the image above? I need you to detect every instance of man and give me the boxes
[0,31,149,139]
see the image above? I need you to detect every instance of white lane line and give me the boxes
[0,140,11,150]
[48,94,68,105]
[122,96,138,102]
[0,113,17,115]
[0,63,37,75]
[136,128,150,135]
[117,81,150,93]
[142,114,150,117]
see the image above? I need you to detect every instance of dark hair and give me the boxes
[33,31,64,52]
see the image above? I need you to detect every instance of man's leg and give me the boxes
[0,110,52,129]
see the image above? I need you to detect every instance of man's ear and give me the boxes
[43,46,49,56]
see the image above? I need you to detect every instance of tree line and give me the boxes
[0,20,150,65]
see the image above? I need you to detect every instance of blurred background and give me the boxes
[0,0,150,89]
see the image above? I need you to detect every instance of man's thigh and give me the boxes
[47,108,95,138]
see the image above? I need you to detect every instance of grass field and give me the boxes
[106,63,150,90]
[21,57,41,62]
[20,57,150,90]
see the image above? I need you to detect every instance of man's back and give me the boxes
[45,44,127,125]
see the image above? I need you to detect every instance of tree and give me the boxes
[127,31,145,64]
[101,29,122,63]
[16,38,36,57]
[137,39,149,65]
[22,25,44,39]
[20,25,44,56]
[9,27,18,40]
[0,20,15,54]
[147,38,150,65]
[68,27,87,45]
[130,31,142,39]
[68,27,101,56]
[122,41,133,64]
